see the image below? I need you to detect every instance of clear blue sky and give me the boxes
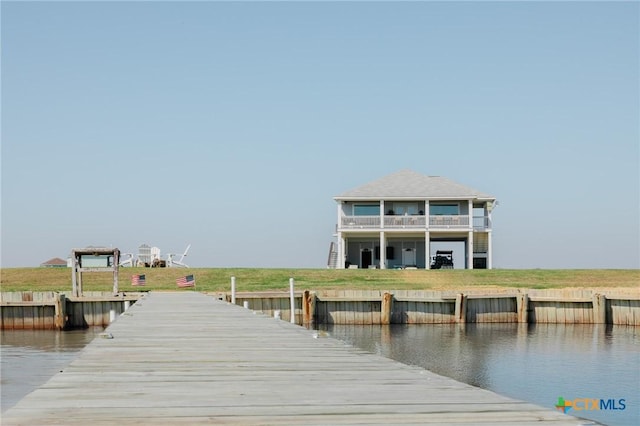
[2,1,638,269]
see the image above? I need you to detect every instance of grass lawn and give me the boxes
[1,267,638,293]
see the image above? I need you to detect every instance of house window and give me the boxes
[353,205,380,216]
[430,204,459,215]
[394,203,419,215]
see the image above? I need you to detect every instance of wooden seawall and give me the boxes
[2,291,589,425]
[1,291,144,329]
[231,289,640,326]
[2,288,638,329]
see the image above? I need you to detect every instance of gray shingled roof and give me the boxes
[335,169,495,200]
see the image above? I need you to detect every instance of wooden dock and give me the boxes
[2,292,593,425]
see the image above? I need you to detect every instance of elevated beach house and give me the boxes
[332,170,497,270]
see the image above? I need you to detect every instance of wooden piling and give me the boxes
[231,276,236,304]
[455,293,466,323]
[381,292,393,325]
[54,293,67,329]
[303,290,316,326]
[592,293,607,324]
[517,293,529,323]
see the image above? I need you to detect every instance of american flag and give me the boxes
[176,274,195,288]
[131,274,146,286]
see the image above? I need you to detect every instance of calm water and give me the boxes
[1,328,104,412]
[1,325,639,425]
[317,323,640,426]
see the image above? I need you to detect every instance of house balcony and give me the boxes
[339,215,491,231]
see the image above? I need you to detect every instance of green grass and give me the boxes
[1,267,638,293]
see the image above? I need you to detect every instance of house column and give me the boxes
[468,200,474,270]
[379,231,386,269]
[338,232,345,269]
[467,230,474,270]
[425,200,430,228]
[487,230,493,269]
[337,201,345,269]
[425,231,430,269]
[487,201,494,270]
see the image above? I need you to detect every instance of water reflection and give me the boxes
[1,328,103,412]
[1,328,102,352]
[1,325,638,425]
[318,323,639,426]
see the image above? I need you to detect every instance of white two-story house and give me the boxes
[332,170,497,270]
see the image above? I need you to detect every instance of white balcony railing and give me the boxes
[384,215,427,228]
[473,216,492,230]
[341,215,380,228]
[339,215,491,231]
[429,215,469,228]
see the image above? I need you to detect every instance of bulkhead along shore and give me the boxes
[1,268,639,329]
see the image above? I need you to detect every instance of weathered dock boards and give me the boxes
[2,292,591,425]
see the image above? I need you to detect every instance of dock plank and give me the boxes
[2,292,588,425]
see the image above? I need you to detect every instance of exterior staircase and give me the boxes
[327,242,338,269]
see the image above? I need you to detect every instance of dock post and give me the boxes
[54,293,67,329]
[455,293,467,323]
[231,276,236,304]
[381,292,393,325]
[303,290,316,326]
[71,253,80,297]
[517,293,529,323]
[592,293,607,324]
[289,278,296,324]
[112,263,119,295]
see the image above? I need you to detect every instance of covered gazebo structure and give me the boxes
[70,247,120,297]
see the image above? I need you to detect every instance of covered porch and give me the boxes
[337,231,491,270]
